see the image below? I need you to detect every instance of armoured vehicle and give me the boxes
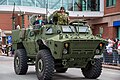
[12,12,107,80]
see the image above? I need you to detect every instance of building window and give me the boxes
[106,0,116,7]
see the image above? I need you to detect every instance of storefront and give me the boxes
[113,20,120,39]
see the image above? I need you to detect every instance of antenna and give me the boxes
[77,14,80,35]
[45,2,48,23]
[12,2,15,30]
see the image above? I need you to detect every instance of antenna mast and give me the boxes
[12,3,15,30]
[45,1,48,23]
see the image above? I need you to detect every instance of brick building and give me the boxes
[0,0,120,44]
[0,13,29,44]
[90,0,120,40]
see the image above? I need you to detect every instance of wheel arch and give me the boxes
[17,42,25,49]
[37,39,50,51]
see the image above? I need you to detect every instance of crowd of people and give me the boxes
[103,38,120,65]
[0,44,14,57]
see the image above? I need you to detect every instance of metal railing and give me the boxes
[102,49,120,66]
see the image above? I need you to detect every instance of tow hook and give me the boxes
[62,59,67,66]
[91,60,95,65]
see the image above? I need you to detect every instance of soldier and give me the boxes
[52,7,69,25]
[33,15,45,29]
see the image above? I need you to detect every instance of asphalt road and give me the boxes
[0,56,120,80]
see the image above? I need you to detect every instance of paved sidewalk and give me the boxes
[102,64,120,70]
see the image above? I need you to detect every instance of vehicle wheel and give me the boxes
[81,58,102,79]
[35,49,54,80]
[56,68,68,73]
[14,49,28,75]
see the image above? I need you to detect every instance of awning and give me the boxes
[0,30,12,37]
[4,31,12,35]
[113,20,120,27]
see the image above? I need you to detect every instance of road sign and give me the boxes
[7,36,12,44]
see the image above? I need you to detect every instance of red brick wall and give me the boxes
[15,15,29,29]
[0,14,12,30]
[0,14,29,30]
[93,23,117,39]
[104,0,120,14]
[24,15,29,28]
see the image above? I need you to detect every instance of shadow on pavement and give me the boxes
[53,73,99,80]
[23,71,99,80]
[26,71,99,80]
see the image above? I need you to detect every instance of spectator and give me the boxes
[118,41,120,49]
[112,38,119,65]
[33,15,45,29]
[106,39,114,54]
[105,39,114,64]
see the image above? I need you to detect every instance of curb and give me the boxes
[102,64,120,70]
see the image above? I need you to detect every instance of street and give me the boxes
[0,56,120,80]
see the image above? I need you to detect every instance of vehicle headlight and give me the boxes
[63,43,69,54]
[63,49,68,54]
[95,49,100,54]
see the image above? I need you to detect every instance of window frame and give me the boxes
[106,0,116,7]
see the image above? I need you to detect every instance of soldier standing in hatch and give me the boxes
[33,15,45,29]
[52,7,69,25]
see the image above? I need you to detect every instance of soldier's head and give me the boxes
[37,15,43,20]
[60,7,65,13]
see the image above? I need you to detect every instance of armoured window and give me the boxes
[62,26,75,33]
[76,26,89,33]
[45,27,53,34]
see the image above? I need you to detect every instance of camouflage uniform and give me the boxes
[53,11,69,25]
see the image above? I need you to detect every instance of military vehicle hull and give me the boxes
[12,20,107,80]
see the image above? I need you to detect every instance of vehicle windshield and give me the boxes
[76,25,89,33]
[61,25,89,33]
[45,27,53,34]
[62,25,75,33]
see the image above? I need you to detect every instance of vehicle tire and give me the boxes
[56,68,68,73]
[81,58,102,79]
[35,49,54,80]
[14,49,28,75]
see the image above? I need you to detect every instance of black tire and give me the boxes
[56,68,68,73]
[35,49,54,80]
[81,58,102,79]
[14,49,28,75]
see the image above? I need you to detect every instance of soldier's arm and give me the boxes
[65,12,70,22]
[52,11,59,24]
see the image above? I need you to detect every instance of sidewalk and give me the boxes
[102,64,120,70]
